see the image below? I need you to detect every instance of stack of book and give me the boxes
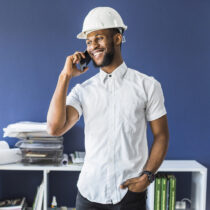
[154,173,176,210]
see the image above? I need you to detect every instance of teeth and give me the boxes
[93,51,103,56]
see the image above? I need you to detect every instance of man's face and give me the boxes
[86,29,115,68]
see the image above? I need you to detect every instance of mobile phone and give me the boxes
[79,50,91,71]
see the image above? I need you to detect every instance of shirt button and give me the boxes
[109,75,112,77]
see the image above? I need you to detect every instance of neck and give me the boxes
[101,54,123,74]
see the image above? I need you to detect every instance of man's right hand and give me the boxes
[61,51,89,78]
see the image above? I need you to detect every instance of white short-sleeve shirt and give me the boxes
[66,62,167,204]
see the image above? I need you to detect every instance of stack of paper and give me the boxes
[3,121,64,165]
[3,121,49,138]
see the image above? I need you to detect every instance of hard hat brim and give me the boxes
[77,26,127,39]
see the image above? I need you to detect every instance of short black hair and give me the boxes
[111,28,124,35]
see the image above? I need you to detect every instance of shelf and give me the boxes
[0,160,206,172]
[0,160,207,210]
[159,160,207,172]
[0,163,82,171]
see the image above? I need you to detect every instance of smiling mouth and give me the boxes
[91,50,104,58]
[93,52,103,56]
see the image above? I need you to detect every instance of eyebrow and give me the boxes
[86,34,103,41]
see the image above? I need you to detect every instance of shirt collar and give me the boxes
[99,62,128,84]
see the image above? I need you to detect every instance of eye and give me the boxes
[97,37,104,41]
[86,40,92,45]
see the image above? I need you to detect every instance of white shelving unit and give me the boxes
[0,160,207,210]
[147,160,207,210]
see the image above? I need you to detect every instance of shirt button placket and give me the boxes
[106,75,111,202]
[106,74,115,203]
[112,77,117,203]
[110,75,116,203]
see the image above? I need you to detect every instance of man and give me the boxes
[47,7,169,210]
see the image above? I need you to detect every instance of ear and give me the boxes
[114,33,122,46]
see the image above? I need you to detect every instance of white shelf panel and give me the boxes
[159,160,207,172]
[0,160,206,172]
[0,163,83,171]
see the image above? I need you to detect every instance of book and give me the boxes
[154,175,161,210]
[160,175,167,210]
[166,177,170,210]
[168,175,176,210]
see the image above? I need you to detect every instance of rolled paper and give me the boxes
[0,141,10,150]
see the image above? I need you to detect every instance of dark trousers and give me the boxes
[76,190,147,210]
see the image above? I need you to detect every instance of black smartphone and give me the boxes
[79,50,91,71]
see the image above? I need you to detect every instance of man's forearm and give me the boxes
[47,72,71,134]
[143,134,169,173]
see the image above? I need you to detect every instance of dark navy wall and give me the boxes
[0,0,209,208]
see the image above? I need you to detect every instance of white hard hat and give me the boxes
[77,7,127,39]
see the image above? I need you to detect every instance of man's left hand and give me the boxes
[120,174,150,192]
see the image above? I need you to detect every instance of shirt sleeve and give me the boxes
[145,78,167,121]
[66,84,83,120]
